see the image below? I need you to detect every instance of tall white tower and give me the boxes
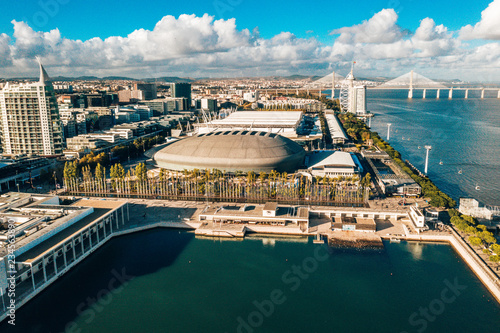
[424,146,432,174]
[331,71,336,99]
[0,59,63,156]
[339,62,367,114]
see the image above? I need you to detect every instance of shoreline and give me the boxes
[1,202,499,324]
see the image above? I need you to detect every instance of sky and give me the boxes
[0,0,499,81]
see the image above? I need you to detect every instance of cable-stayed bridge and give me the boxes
[254,70,500,100]
[372,70,500,99]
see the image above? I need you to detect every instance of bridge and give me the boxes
[372,70,500,99]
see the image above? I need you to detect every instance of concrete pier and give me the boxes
[481,89,485,99]
[465,89,469,99]
[436,89,440,99]
[408,89,413,99]
[422,89,426,99]
[448,88,453,99]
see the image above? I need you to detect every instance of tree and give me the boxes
[469,236,483,248]
[269,170,278,182]
[247,171,256,184]
[489,255,500,270]
[258,172,266,183]
[361,173,372,188]
[95,163,105,180]
[490,244,500,255]
[159,168,166,182]
[479,231,497,245]
[135,163,147,182]
[63,161,78,181]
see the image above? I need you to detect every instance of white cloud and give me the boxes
[331,9,403,44]
[0,11,499,81]
[460,0,500,40]
[0,33,12,66]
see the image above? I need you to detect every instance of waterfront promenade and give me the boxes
[2,197,499,324]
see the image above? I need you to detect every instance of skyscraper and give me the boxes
[170,83,191,110]
[0,59,63,156]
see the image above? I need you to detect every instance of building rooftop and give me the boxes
[307,151,356,169]
[209,111,303,128]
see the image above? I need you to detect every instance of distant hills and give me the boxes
[0,74,495,85]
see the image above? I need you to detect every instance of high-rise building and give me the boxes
[339,65,367,115]
[134,83,157,100]
[171,83,191,110]
[0,59,63,156]
[201,98,218,112]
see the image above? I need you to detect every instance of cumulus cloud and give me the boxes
[412,18,458,57]
[0,10,498,80]
[460,0,500,40]
[331,9,404,44]
[0,33,12,67]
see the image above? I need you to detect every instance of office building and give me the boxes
[201,98,218,112]
[170,83,191,110]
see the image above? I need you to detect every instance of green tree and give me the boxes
[489,255,500,270]
[258,172,267,183]
[469,236,483,248]
[361,173,372,188]
[95,163,105,180]
[135,163,147,182]
[159,168,166,182]
[490,244,500,255]
[247,171,256,184]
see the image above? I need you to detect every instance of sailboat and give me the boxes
[458,169,462,174]
[475,185,480,191]
[439,160,443,165]
[418,146,421,149]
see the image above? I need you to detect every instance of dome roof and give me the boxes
[154,130,305,173]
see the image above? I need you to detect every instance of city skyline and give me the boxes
[0,0,499,81]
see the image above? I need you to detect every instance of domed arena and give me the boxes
[154,130,305,173]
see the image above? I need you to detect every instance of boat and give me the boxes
[418,146,421,149]
[476,185,480,190]
[439,160,443,165]
[402,136,405,140]
[458,169,462,174]
[390,237,401,243]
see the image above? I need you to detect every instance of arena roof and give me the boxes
[154,130,305,173]
[206,111,303,128]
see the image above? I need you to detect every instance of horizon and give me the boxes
[0,0,499,81]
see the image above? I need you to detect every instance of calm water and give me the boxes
[1,229,499,333]
[367,90,500,205]
[328,88,500,205]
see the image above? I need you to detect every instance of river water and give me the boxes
[366,89,500,206]
[1,230,499,333]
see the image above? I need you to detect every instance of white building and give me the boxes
[307,151,362,178]
[340,66,368,115]
[409,205,426,229]
[196,111,303,136]
[0,60,64,156]
[243,91,259,102]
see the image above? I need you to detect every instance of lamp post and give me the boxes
[424,146,432,175]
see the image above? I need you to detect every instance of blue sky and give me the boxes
[0,0,499,80]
